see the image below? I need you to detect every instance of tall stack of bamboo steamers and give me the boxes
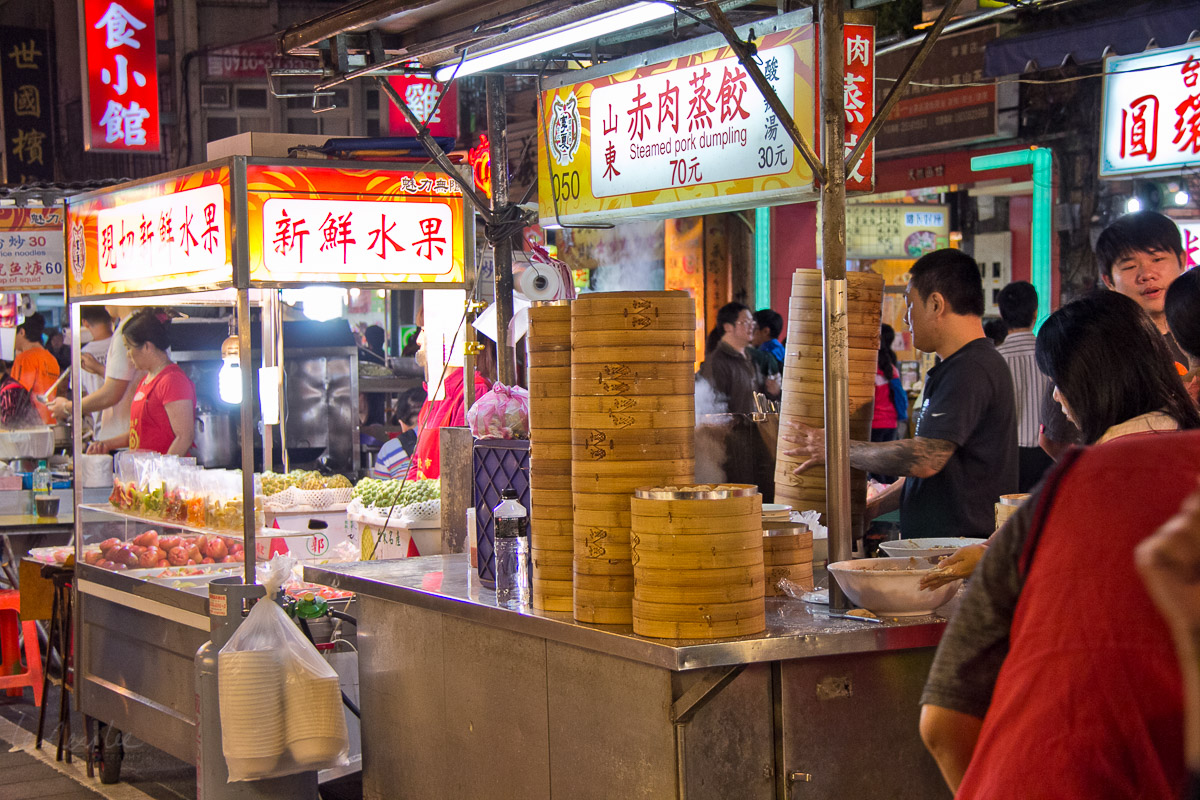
[524,278,883,639]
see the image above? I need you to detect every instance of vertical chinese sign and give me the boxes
[537,24,817,227]
[843,23,874,193]
[386,77,458,142]
[1101,40,1200,176]
[79,0,160,153]
[0,27,54,183]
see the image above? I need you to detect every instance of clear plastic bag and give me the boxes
[466,382,530,439]
[218,556,350,781]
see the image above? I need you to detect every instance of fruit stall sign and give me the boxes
[80,0,160,153]
[1101,40,1200,177]
[67,167,233,297]
[0,208,65,291]
[246,164,467,285]
[1180,220,1200,269]
[537,23,817,226]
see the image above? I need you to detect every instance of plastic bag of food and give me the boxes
[466,382,530,439]
[218,555,350,782]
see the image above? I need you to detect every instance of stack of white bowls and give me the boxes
[218,650,286,775]
[283,668,348,767]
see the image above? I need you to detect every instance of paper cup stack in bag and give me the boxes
[284,667,349,767]
[219,650,287,776]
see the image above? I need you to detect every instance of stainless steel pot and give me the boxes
[194,410,237,467]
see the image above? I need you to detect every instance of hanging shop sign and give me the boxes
[845,203,950,259]
[842,23,875,193]
[245,164,466,284]
[205,41,312,80]
[0,27,55,183]
[1100,41,1200,178]
[0,207,65,291]
[67,166,232,296]
[1180,220,1200,269]
[80,0,161,153]
[537,23,817,226]
[387,76,458,140]
[875,25,1013,154]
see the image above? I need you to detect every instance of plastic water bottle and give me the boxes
[492,489,530,609]
[31,459,50,514]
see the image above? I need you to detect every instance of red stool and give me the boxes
[0,588,43,706]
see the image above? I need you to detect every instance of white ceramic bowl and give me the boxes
[827,557,961,617]
[878,537,987,560]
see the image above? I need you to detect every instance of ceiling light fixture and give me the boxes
[434,2,675,83]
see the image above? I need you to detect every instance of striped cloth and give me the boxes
[996,330,1050,448]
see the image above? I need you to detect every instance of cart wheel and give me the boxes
[98,726,124,785]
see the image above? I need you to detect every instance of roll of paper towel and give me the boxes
[517,264,566,302]
[79,454,113,488]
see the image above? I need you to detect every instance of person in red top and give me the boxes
[407,331,494,480]
[11,312,60,424]
[89,310,196,456]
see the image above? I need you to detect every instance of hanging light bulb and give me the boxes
[218,333,242,404]
[302,287,344,322]
[1126,196,1142,213]
[1176,189,1190,206]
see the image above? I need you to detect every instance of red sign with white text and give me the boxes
[843,23,875,193]
[80,0,160,153]
[386,77,458,140]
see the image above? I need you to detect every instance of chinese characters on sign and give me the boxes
[386,76,459,140]
[843,24,875,192]
[1102,41,1200,176]
[81,0,160,152]
[0,208,64,290]
[588,46,796,197]
[261,198,455,276]
[845,203,949,259]
[0,27,54,183]
[94,184,227,282]
[1179,221,1200,270]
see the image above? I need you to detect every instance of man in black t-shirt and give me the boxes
[782,249,1018,539]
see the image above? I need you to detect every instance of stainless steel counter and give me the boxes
[305,555,946,672]
[305,554,953,800]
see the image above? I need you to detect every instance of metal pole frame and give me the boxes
[486,74,518,388]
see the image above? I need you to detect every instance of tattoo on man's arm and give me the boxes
[848,437,956,478]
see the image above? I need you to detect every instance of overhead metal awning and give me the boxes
[984,0,1200,76]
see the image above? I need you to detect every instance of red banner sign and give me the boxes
[80,0,160,153]
[386,76,458,140]
[843,23,875,193]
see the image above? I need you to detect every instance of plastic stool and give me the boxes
[0,588,43,706]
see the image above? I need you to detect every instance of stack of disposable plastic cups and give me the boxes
[218,650,286,775]
[283,667,348,768]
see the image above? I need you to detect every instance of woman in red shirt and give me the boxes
[89,310,196,456]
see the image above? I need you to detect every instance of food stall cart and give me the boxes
[63,154,472,775]
[274,0,969,796]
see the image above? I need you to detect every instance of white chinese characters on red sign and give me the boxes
[588,46,795,197]
[1102,41,1200,176]
[1179,221,1200,270]
[262,199,454,276]
[82,0,160,152]
[95,185,226,283]
[843,24,875,192]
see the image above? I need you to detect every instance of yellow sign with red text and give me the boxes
[538,25,818,227]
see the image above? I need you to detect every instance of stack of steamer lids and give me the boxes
[774,269,884,535]
[630,484,766,639]
[527,301,575,613]
[762,519,814,595]
[570,291,697,625]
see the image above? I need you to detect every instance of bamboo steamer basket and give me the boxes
[528,381,573,400]
[530,442,572,461]
[775,269,884,523]
[570,291,697,624]
[762,521,814,595]
[630,485,765,639]
[528,349,572,367]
